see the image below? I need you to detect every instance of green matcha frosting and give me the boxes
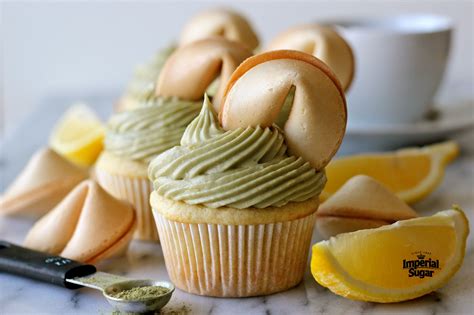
[148,96,326,209]
[125,46,175,103]
[105,96,201,163]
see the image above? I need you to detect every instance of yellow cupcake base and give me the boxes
[95,152,158,241]
[151,192,318,297]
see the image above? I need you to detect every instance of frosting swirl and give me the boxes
[148,96,326,209]
[125,46,175,102]
[105,97,201,163]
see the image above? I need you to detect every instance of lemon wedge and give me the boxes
[50,104,104,167]
[311,207,469,303]
[321,141,459,204]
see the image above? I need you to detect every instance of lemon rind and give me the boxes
[311,208,469,303]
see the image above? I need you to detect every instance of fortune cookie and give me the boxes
[24,180,136,263]
[220,50,346,171]
[267,24,354,91]
[0,148,88,217]
[156,37,252,111]
[179,8,259,50]
[316,175,418,238]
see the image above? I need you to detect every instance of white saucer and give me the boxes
[339,102,474,154]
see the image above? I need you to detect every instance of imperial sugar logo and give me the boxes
[402,251,440,279]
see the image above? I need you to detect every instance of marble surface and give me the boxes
[0,93,473,314]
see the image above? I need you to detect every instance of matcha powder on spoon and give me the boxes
[110,285,169,300]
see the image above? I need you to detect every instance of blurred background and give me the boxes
[1,0,473,139]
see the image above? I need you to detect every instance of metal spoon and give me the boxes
[68,272,174,313]
[0,241,174,313]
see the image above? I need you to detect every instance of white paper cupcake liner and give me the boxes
[95,169,158,241]
[153,210,317,297]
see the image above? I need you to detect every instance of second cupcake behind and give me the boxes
[95,38,252,241]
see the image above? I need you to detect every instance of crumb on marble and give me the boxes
[160,303,191,315]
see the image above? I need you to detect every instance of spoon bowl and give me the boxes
[104,280,175,313]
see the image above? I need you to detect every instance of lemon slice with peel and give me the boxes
[311,207,469,303]
[50,104,104,167]
[321,141,459,204]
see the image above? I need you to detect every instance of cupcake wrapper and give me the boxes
[95,169,158,241]
[153,210,317,297]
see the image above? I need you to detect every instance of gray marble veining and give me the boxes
[0,93,473,314]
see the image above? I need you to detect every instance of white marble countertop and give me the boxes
[0,93,473,314]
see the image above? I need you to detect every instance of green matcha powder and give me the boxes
[110,285,169,300]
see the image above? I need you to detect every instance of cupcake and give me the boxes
[149,50,347,297]
[267,24,354,91]
[96,38,252,241]
[118,8,259,112]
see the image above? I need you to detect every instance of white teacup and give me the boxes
[332,15,452,126]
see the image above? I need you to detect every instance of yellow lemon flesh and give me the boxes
[311,207,469,303]
[50,104,104,167]
[321,141,459,204]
